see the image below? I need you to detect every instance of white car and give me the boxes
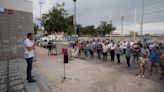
[39,40,48,48]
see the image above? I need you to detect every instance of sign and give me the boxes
[8,9,14,15]
[62,48,67,54]
[0,8,5,13]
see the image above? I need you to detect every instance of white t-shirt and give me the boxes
[107,43,113,49]
[111,45,116,50]
[103,45,108,53]
[24,39,34,58]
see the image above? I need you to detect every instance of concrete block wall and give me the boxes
[0,9,33,60]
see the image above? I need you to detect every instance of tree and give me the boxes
[65,16,74,35]
[34,23,39,35]
[98,21,116,36]
[39,3,73,34]
[39,3,116,36]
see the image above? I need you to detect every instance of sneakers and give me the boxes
[141,75,145,78]
[138,75,145,78]
[138,75,142,78]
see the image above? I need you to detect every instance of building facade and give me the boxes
[0,0,33,60]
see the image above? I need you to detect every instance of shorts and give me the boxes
[139,57,148,64]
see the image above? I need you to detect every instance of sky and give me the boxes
[33,0,164,34]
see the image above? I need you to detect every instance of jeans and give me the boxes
[123,49,126,54]
[26,57,33,80]
[133,52,139,61]
[126,56,131,67]
[110,50,115,62]
[97,50,102,59]
[103,52,107,61]
[90,50,94,58]
[117,54,120,63]
[84,50,88,57]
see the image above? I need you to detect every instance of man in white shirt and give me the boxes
[103,43,108,61]
[24,33,37,83]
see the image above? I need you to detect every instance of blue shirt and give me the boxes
[125,47,132,57]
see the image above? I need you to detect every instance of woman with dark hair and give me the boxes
[110,43,116,62]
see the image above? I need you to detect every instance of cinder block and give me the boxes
[0,48,2,58]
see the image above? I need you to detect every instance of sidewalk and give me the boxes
[0,58,58,92]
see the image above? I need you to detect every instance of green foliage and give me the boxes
[98,21,116,36]
[76,21,116,37]
[34,23,39,35]
[39,3,116,36]
[39,3,73,34]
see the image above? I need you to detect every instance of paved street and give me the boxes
[1,44,164,92]
[31,45,164,92]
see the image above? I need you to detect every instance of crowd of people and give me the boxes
[69,39,164,80]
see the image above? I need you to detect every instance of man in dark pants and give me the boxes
[110,44,116,62]
[96,40,102,59]
[115,45,122,64]
[125,44,132,68]
[24,33,37,83]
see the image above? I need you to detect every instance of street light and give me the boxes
[73,0,77,35]
[121,16,124,40]
[39,1,43,18]
[140,0,145,41]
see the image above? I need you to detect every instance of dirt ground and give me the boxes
[31,46,164,92]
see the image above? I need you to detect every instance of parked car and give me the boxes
[39,40,48,48]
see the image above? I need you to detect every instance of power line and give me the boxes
[111,0,164,13]
[112,9,164,20]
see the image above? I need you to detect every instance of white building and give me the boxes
[112,29,138,36]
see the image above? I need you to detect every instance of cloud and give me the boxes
[33,0,164,34]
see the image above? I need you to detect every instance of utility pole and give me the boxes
[109,11,112,39]
[73,0,77,35]
[140,0,145,41]
[39,1,43,18]
[134,5,137,24]
[121,16,124,41]
[134,5,137,39]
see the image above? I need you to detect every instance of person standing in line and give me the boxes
[84,42,87,57]
[75,40,81,57]
[132,43,140,62]
[24,33,37,83]
[149,46,160,74]
[160,51,164,80]
[79,41,84,57]
[115,44,122,64]
[53,40,57,55]
[138,53,149,78]
[125,44,132,68]
[89,42,94,58]
[96,40,103,59]
[110,43,116,62]
[122,41,127,54]
[102,43,108,61]
[47,40,52,56]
